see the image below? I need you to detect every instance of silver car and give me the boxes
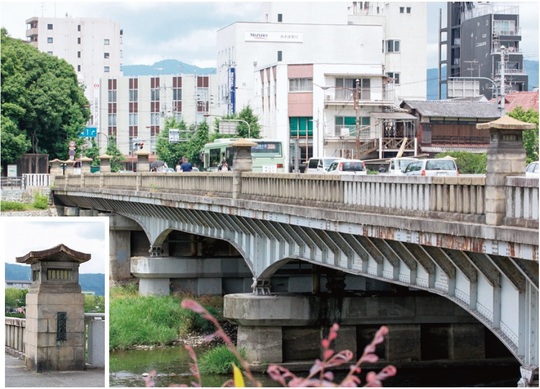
[403,158,458,177]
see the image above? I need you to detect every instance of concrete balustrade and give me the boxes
[5,318,25,358]
[52,172,537,227]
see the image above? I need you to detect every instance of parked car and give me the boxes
[379,157,418,175]
[327,159,367,175]
[305,157,347,174]
[403,157,459,177]
[525,161,539,177]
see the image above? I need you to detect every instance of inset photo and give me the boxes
[2,217,108,387]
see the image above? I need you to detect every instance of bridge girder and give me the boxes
[53,194,538,370]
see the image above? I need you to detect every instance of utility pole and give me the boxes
[499,46,507,115]
[354,79,360,158]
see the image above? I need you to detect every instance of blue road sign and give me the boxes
[80,127,97,137]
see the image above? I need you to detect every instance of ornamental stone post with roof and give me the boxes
[16,244,91,372]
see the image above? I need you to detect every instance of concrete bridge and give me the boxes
[50,119,539,385]
[49,169,538,382]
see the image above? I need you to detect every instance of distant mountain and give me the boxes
[426,60,538,101]
[122,59,216,76]
[5,263,105,296]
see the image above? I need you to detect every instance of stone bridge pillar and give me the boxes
[16,244,90,372]
[231,139,257,199]
[477,116,535,226]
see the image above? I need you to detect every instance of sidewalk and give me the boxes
[5,353,105,387]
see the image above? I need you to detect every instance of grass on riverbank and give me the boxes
[109,285,223,350]
[1,193,49,212]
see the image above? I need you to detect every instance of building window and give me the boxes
[151,112,160,126]
[386,72,400,84]
[47,37,53,43]
[129,113,138,126]
[77,51,81,58]
[78,37,81,44]
[104,52,110,59]
[47,51,53,55]
[78,25,81,31]
[289,78,313,92]
[278,14,283,22]
[47,23,53,30]
[108,113,117,126]
[108,90,117,102]
[400,7,404,13]
[173,88,182,101]
[104,38,110,45]
[335,78,371,100]
[277,51,282,62]
[385,40,400,53]
[129,89,138,101]
[77,65,81,72]
[407,7,411,13]
[104,66,110,73]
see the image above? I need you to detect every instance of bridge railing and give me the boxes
[52,172,538,227]
[5,314,105,367]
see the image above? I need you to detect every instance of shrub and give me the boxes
[32,193,49,209]
[0,201,26,212]
[197,345,246,375]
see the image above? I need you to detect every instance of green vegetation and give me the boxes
[0,201,27,212]
[5,287,27,316]
[109,285,223,350]
[1,28,90,164]
[32,193,49,209]
[509,106,539,163]
[84,294,105,313]
[435,151,487,174]
[198,345,246,375]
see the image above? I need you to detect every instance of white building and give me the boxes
[217,2,427,171]
[97,74,217,157]
[25,16,123,127]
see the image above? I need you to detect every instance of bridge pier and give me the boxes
[224,293,493,366]
[131,256,252,296]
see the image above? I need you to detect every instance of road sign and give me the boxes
[69,140,76,147]
[79,127,97,138]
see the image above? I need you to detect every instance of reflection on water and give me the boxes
[110,346,521,387]
[109,346,277,387]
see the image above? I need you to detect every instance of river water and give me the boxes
[110,346,521,387]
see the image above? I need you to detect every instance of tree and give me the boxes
[84,138,101,167]
[237,106,261,139]
[212,105,261,140]
[155,117,188,168]
[5,288,27,310]
[1,28,90,163]
[435,151,487,174]
[105,137,125,172]
[508,106,539,163]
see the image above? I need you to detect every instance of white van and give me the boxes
[380,157,418,175]
[305,157,345,174]
[403,157,459,177]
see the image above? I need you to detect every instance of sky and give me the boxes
[1,1,538,70]
[1,217,108,274]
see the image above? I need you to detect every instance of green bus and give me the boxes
[202,138,286,172]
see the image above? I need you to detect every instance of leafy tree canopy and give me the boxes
[508,106,539,163]
[1,28,90,164]
[105,137,126,172]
